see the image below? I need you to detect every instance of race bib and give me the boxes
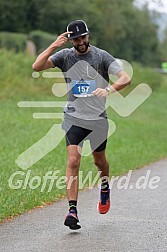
[72,79,96,97]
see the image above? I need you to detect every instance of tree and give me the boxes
[0,0,39,32]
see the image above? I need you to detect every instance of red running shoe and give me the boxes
[97,189,110,214]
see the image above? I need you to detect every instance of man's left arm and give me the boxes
[92,70,131,97]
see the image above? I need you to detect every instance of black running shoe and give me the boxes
[64,210,81,230]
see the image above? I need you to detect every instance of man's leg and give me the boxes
[92,150,109,178]
[92,150,110,214]
[63,118,91,229]
[64,144,82,229]
[66,145,81,201]
[65,125,91,202]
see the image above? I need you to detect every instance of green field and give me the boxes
[0,49,167,222]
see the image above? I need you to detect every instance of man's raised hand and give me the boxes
[51,31,73,49]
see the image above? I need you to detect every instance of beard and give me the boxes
[73,41,90,53]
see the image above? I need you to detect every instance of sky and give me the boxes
[134,0,167,13]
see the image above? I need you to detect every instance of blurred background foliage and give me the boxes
[0,0,167,66]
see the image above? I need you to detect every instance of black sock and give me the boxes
[69,200,77,213]
[101,177,109,190]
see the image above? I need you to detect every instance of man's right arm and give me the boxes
[32,31,72,71]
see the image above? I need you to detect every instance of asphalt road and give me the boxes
[0,159,167,252]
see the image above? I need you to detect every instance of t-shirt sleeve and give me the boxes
[50,50,64,69]
[102,50,123,75]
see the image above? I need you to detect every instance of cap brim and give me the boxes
[68,32,89,39]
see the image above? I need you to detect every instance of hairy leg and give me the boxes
[66,145,82,201]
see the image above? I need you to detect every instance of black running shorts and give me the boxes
[64,117,109,152]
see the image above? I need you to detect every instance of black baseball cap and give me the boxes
[67,20,89,39]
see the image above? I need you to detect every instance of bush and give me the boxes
[28,30,57,54]
[0,32,27,52]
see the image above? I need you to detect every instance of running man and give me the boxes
[32,20,131,230]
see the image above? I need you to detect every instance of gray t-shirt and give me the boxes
[51,45,122,120]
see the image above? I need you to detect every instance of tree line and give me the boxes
[0,0,166,66]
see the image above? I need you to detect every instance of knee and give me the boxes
[68,156,80,169]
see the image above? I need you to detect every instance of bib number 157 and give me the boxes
[78,85,89,93]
